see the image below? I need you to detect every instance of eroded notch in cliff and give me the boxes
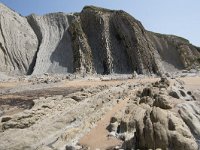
[26,14,43,75]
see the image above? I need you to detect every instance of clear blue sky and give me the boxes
[1,0,199,46]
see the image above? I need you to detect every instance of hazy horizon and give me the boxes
[1,0,199,46]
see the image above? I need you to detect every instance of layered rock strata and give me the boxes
[0,4,200,75]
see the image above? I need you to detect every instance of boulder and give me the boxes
[141,87,154,97]
[153,95,172,109]
[153,77,170,88]
[139,96,154,106]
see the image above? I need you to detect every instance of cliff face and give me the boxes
[0,4,200,75]
[70,7,161,75]
[0,3,38,75]
[27,13,75,75]
[149,32,200,72]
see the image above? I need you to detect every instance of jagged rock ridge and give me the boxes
[0,4,200,75]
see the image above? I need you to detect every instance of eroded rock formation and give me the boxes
[107,78,200,150]
[0,4,200,76]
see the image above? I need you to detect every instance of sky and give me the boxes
[1,0,199,46]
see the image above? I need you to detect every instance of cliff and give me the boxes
[0,4,199,76]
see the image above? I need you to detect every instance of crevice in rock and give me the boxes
[0,42,8,66]
[26,15,43,75]
[26,47,38,75]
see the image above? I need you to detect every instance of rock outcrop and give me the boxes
[0,3,38,75]
[0,4,200,76]
[107,78,200,150]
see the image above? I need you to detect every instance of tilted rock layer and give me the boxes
[0,4,200,75]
